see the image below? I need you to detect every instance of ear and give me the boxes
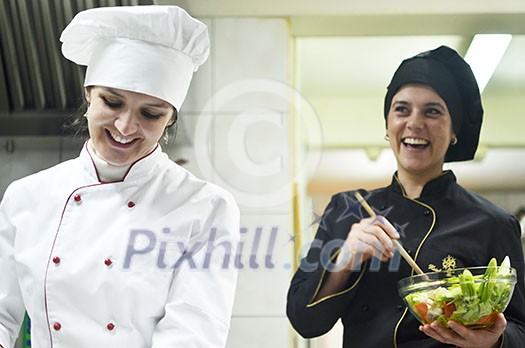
[451,133,458,145]
[84,87,91,104]
[167,107,178,127]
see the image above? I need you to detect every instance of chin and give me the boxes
[399,160,430,173]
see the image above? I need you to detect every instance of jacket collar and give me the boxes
[80,141,164,183]
[391,170,457,198]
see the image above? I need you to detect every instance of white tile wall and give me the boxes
[176,16,293,215]
[232,213,292,317]
[208,17,294,348]
[167,139,214,181]
[226,317,291,348]
[208,17,291,214]
[210,110,291,211]
[212,18,290,103]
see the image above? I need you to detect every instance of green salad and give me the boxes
[403,257,515,328]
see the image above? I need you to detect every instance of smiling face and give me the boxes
[386,83,456,180]
[85,86,175,166]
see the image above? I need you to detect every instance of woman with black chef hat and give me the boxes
[0,5,239,348]
[287,46,525,347]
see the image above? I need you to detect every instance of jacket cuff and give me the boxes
[306,250,367,307]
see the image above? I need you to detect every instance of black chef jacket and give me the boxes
[287,171,525,348]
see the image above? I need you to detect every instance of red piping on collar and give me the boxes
[85,141,159,183]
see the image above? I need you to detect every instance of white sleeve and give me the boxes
[0,189,26,348]
[151,194,240,348]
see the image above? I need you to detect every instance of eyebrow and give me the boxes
[424,102,446,109]
[103,87,170,108]
[393,100,446,110]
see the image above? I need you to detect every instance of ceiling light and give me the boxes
[464,34,512,93]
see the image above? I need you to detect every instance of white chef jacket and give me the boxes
[0,143,240,348]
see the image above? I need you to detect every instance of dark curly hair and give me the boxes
[62,88,91,140]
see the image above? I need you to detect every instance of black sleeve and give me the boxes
[490,214,525,347]
[286,193,365,338]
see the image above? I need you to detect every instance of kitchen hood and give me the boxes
[0,0,153,136]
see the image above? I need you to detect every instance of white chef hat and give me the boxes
[60,5,209,111]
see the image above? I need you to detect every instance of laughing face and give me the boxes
[386,83,456,179]
[85,86,175,166]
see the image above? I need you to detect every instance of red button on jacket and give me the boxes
[53,322,61,331]
[52,256,61,264]
[74,194,81,202]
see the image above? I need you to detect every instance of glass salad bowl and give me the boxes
[397,257,516,329]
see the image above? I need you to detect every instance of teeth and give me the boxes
[109,131,133,144]
[403,137,429,146]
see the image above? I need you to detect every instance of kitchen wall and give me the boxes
[0,137,82,196]
[190,17,294,348]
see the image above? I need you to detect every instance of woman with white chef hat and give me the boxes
[0,5,239,348]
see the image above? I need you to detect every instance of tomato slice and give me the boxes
[473,310,498,327]
[414,302,430,324]
[443,302,456,318]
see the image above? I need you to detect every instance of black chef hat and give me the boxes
[383,45,483,162]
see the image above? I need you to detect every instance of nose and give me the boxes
[114,110,138,136]
[407,110,425,130]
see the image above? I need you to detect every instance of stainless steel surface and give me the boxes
[0,0,153,136]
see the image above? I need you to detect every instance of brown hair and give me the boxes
[62,86,178,141]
